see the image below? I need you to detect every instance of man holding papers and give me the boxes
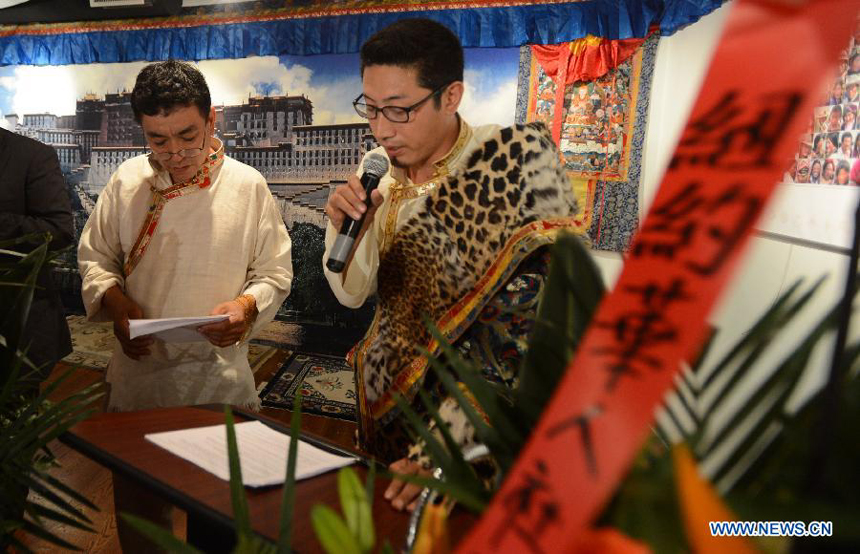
[79,60,292,412]
[78,60,292,552]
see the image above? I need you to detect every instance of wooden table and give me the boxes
[61,404,475,552]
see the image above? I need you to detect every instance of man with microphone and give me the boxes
[323,18,505,513]
[324,18,579,514]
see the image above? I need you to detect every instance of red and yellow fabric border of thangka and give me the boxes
[516,33,659,252]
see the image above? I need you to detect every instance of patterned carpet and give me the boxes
[62,315,280,374]
[259,352,356,421]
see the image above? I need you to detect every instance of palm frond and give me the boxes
[16,517,83,551]
[390,233,605,516]
[2,238,104,549]
[120,513,202,554]
[277,389,302,553]
[516,233,606,423]
[393,393,489,511]
[687,277,855,490]
[224,407,252,540]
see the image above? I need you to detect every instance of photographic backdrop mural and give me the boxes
[0,48,520,330]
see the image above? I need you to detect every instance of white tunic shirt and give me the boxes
[78,150,292,411]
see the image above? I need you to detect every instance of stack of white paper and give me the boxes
[145,421,356,487]
[129,315,229,343]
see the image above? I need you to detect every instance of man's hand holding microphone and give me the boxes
[324,153,389,275]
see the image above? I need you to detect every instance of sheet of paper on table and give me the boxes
[129,315,229,342]
[145,421,356,487]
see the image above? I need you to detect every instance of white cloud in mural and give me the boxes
[4,63,146,117]
[0,57,364,124]
[198,57,363,125]
[0,57,513,127]
[459,69,517,127]
[199,57,312,106]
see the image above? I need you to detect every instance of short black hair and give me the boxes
[360,18,464,105]
[131,60,211,123]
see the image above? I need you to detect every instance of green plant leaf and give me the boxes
[234,533,278,554]
[337,467,375,552]
[726,342,860,498]
[697,278,822,393]
[378,470,486,513]
[1,240,45,353]
[2,381,103,463]
[599,439,689,554]
[398,390,477,488]
[364,461,376,513]
[23,502,95,534]
[1,235,104,550]
[394,390,489,511]
[224,407,251,540]
[419,345,515,471]
[28,469,100,513]
[10,458,94,529]
[277,389,302,554]
[518,232,605,423]
[120,513,202,553]
[310,504,361,554]
[696,290,842,462]
[421,320,525,449]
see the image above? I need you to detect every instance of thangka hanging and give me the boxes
[516,33,658,252]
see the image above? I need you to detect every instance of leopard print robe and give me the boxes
[355,121,579,464]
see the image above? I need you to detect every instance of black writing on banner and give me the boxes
[632,182,764,275]
[489,459,561,554]
[593,278,694,390]
[669,90,803,170]
[458,2,858,553]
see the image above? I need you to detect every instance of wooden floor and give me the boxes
[13,348,344,553]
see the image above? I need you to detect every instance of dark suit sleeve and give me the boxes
[0,142,74,250]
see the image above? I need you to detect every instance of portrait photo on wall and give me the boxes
[786,31,860,186]
[760,20,860,254]
[0,48,520,332]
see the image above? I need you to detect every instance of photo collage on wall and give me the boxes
[786,26,860,185]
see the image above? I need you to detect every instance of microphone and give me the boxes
[326,153,390,273]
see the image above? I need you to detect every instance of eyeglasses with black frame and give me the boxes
[147,128,208,162]
[353,83,450,123]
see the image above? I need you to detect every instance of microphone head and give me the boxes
[363,152,390,178]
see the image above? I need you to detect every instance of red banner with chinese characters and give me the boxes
[457,1,859,552]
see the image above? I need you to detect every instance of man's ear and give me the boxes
[208,106,216,131]
[443,81,464,115]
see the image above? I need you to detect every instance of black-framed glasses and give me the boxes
[147,129,207,161]
[353,83,450,123]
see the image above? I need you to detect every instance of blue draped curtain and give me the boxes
[0,0,725,66]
